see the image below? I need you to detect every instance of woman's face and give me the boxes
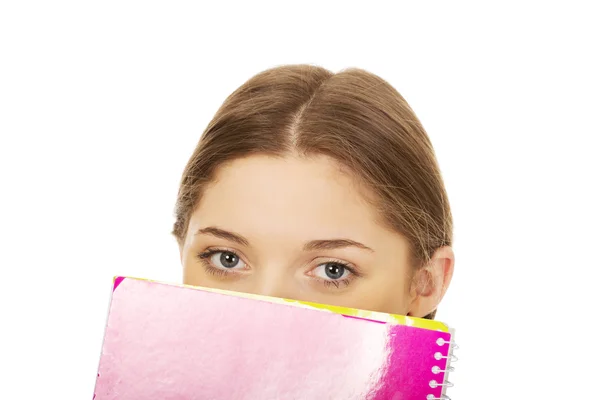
[180,154,419,315]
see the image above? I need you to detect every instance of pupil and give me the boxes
[220,252,238,268]
[325,263,345,280]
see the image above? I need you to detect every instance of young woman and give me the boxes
[172,64,454,320]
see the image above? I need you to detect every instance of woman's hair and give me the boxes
[173,64,452,319]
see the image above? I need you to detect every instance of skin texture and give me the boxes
[180,154,454,317]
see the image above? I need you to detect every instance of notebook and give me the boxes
[93,276,456,400]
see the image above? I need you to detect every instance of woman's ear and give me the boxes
[407,246,454,318]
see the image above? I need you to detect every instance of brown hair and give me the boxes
[173,64,452,319]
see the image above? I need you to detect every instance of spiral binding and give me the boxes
[426,333,458,400]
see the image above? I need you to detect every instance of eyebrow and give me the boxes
[303,239,374,252]
[195,226,249,246]
[195,226,374,252]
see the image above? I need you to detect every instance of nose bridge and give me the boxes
[251,260,294,299]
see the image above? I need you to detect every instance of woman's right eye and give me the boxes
[199,250,247,271]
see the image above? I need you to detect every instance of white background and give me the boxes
[1,2,599,399]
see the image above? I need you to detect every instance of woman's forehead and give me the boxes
[190,154,383,241]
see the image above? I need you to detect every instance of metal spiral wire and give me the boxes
[426,336,458,400]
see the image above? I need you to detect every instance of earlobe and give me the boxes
[407,246,455,318]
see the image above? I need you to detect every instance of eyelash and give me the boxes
[196,248,242,278]
[315,259,356,289]
[195,248,360,289]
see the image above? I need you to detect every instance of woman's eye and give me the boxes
[314,262,350,281]
[210,251,246,270]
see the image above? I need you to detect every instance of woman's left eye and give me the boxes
[313,262,351,281]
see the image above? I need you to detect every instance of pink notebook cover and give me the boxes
[93,277,454,400]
